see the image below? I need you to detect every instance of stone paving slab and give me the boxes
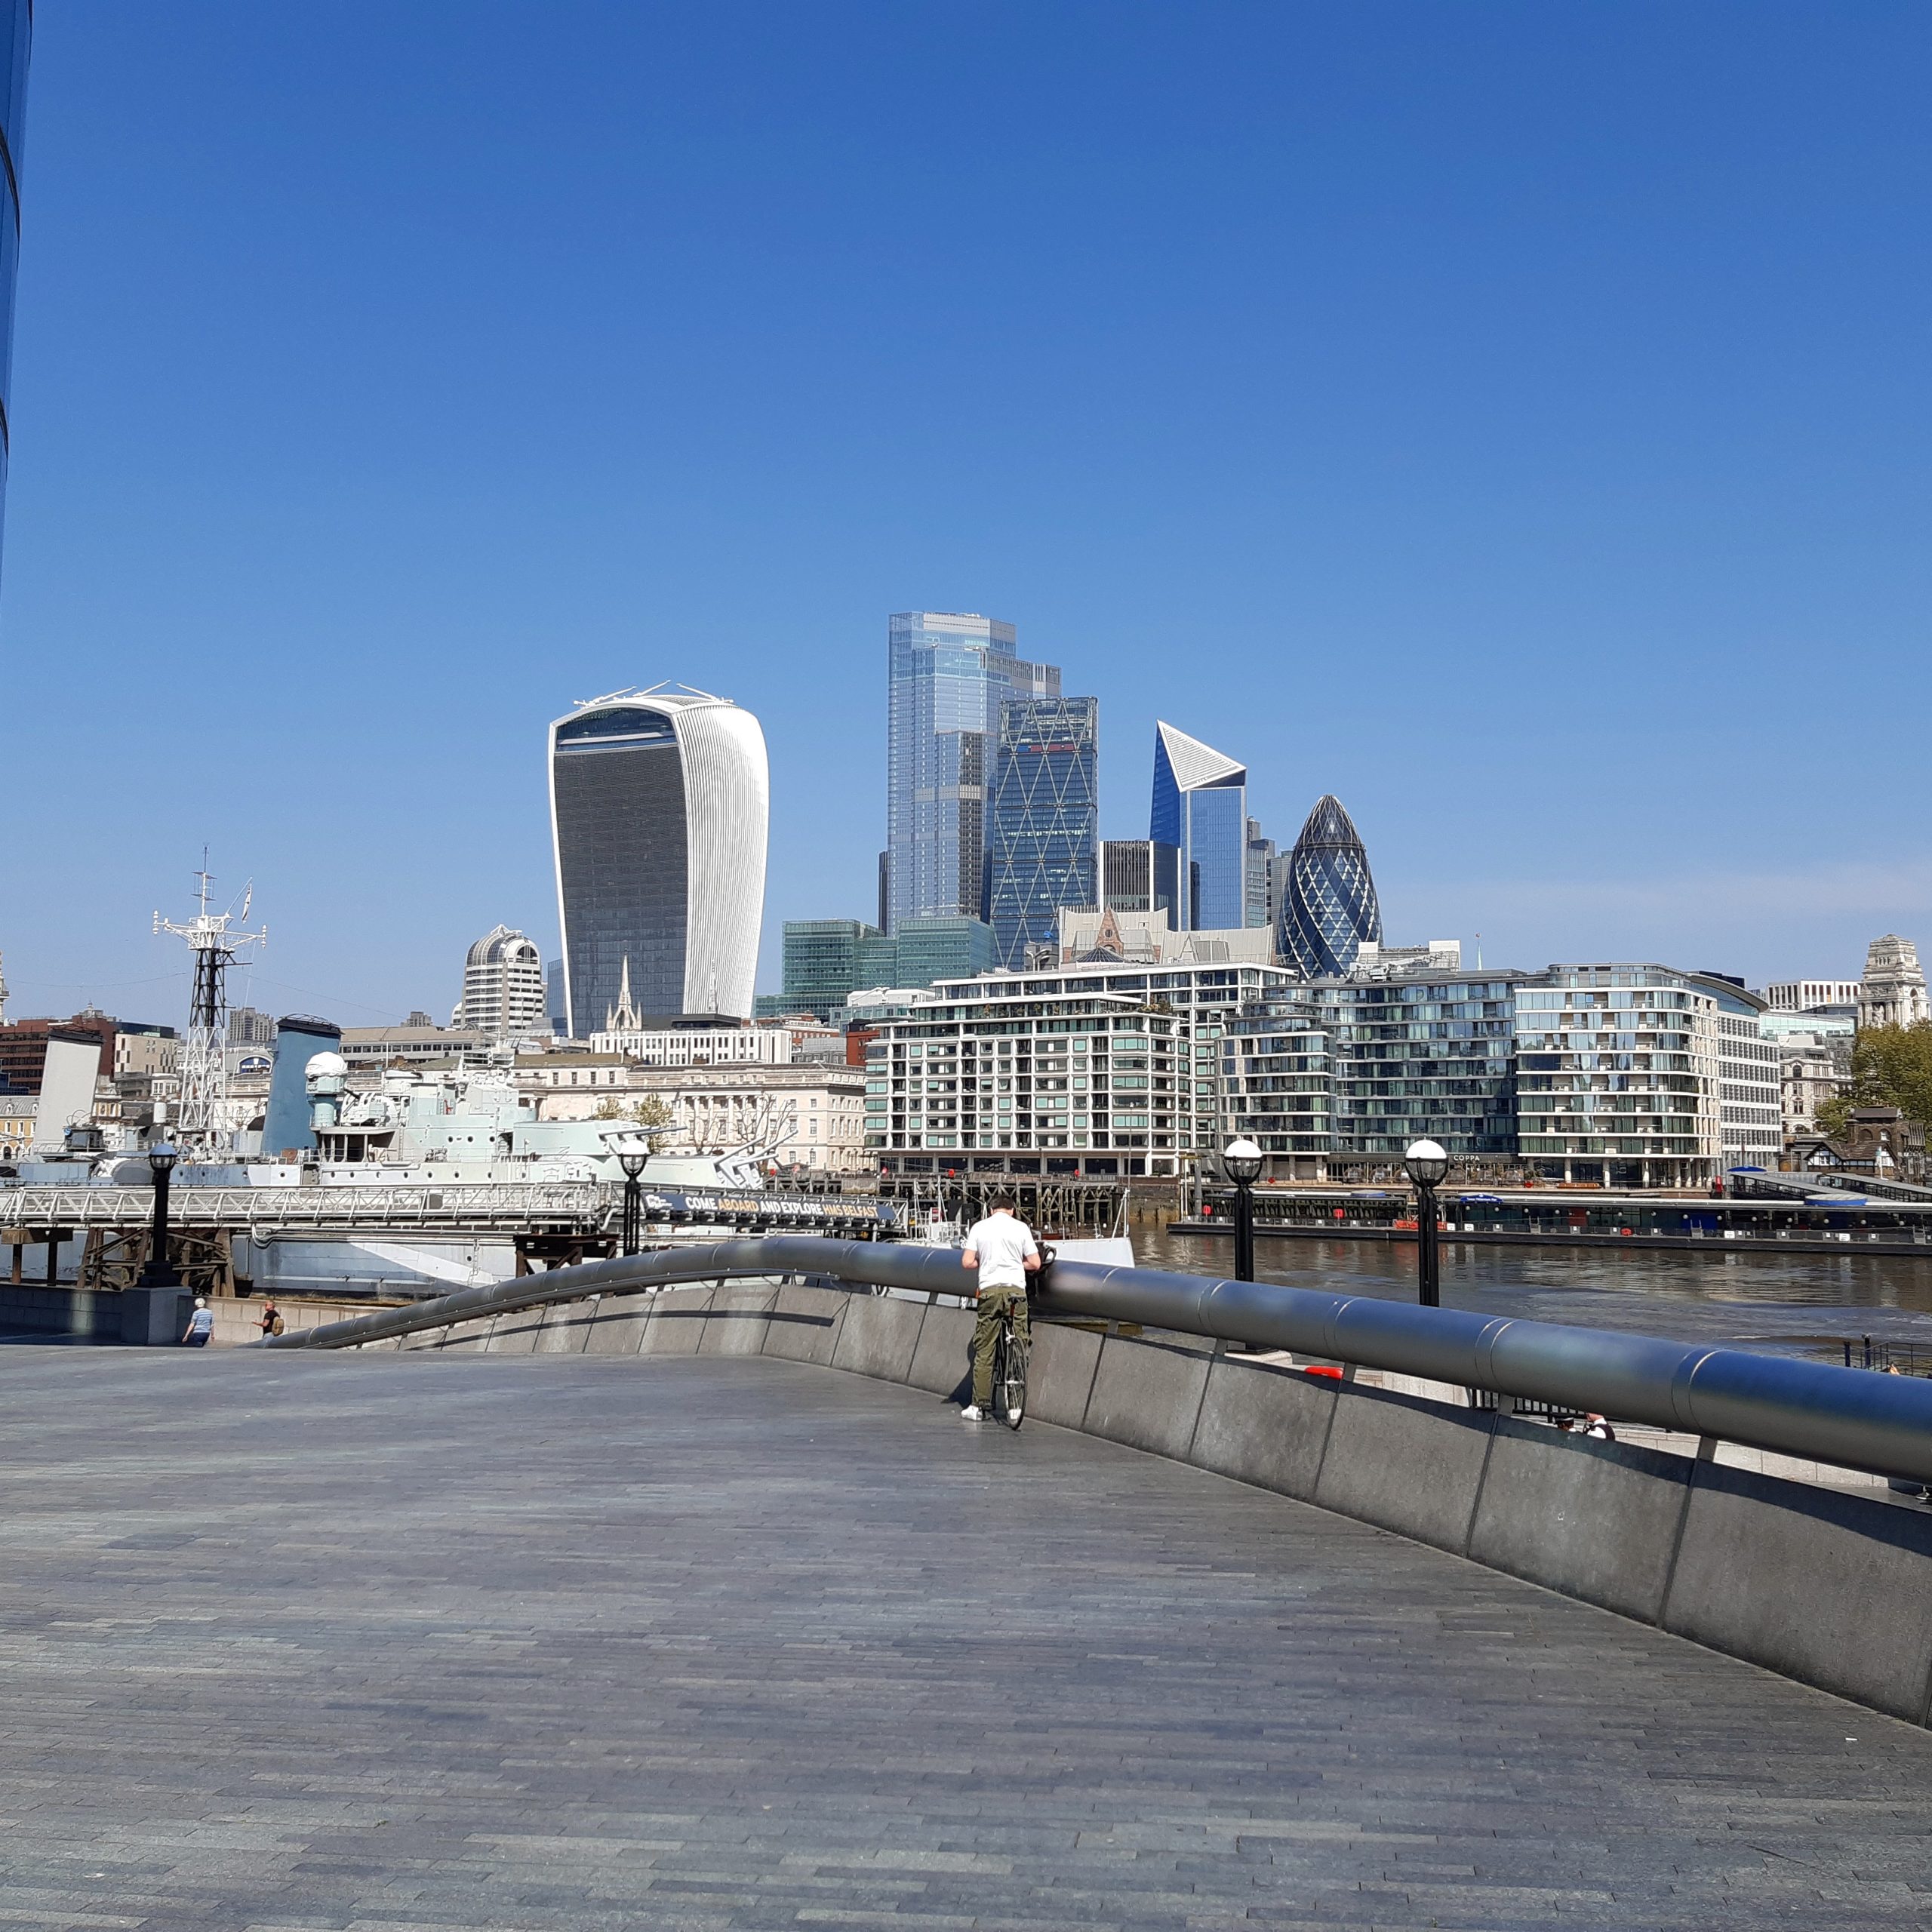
[1,1347,1930,1928]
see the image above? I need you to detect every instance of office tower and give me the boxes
[885,612,1059,931]
[546,959,566,1034]
[1149,722,1247,930]
[1102,840,1182,921]
[986,696,1099,971]
[549,684,768,1034]
[1279,795,1381,977]
[0,2,28,565]
[458,925,547,1038]
[1244,818,1275,931]
[777,918,881,1021]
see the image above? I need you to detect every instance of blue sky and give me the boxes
[3,2,1927,1026]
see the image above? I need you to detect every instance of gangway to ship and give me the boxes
[1724,1164,1932,1205]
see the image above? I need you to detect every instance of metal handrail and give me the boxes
[260,1235,1932,1486]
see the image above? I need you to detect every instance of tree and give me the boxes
[1818,1023,1932,1138]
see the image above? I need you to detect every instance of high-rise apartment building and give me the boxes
[549,685,768,1034]
[1278,795,1381,977]
[1150,722,1247,930]
[885,613,1058,931]
[458,925,547,1039]
[986,696,1099,970]
[0,2,29,563]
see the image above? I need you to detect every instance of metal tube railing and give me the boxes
[260,1236,1932,1486]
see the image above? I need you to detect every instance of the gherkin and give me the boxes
[1280,795,1381,978]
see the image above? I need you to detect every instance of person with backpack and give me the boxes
[258,1300,284,1339]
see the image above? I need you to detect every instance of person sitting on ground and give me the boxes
[181,1298,214,1348]
[959,1195,1040,1423]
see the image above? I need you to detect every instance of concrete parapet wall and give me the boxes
[362,1278,1932,1728]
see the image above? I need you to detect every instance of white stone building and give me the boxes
[1858,935,1930,1032]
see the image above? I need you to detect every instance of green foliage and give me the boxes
[1828,1023,1932,1135]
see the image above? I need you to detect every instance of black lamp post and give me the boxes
[1222,1137,1263,1282]
[617,1145,649,1257]
[138,1141,180,1287]
[1404,1137,1449,1309]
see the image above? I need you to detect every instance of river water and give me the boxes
[1129,1225,1932,1360]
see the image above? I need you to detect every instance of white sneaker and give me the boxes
[961,1404,985,1422]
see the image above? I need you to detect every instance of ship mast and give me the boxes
[153,860,266,1154]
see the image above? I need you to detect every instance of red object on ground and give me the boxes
[1303,1365,1344,1380]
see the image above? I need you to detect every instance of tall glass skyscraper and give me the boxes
[1279,795,1381,977]
[1150,721,1247,931]
[0,1,30,562]
[885,612,1059,931]
[987,696,1099,969]
[549,685,768,1032]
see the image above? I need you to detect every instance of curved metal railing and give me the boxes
[260,1235,1932,1486]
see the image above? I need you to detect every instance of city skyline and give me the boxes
[3,8,1929,1018]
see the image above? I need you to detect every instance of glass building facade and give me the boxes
[1150,722,1247,930]
[885,612,1058,931]
[549,686,768,1032]
[772,919,881,1021]
[1279,795,1381,977]
[986,695,1099,970]
[0,1,29,559]
[1514,965,1721,1186]
[1223,973,1527,1175]
[1102,839,1181,920]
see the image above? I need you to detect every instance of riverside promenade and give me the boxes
[3,1346,1930,1930]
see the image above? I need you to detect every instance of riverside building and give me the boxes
[865,983,1199,1179]
[1515,966,1721,1187]
[549,684,768,1032]
[1221,969,1527,1181]
[1693,976,1781,1171]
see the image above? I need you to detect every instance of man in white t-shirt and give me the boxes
[960,1196,1040,1422]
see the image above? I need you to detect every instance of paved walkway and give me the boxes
[2,1349,1930,1930]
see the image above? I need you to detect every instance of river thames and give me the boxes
[1131,1224,1932,1360]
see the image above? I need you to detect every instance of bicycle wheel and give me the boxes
[1001,1309,1029,1430]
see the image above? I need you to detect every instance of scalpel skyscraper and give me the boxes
[549,685,768,1032]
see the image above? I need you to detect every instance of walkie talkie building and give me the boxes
[1279,795,1381,979]
[549,685,768,1033]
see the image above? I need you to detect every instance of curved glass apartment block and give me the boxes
[1280,795,1381,978]
[0,1,30,558]
[549,685,768,1033]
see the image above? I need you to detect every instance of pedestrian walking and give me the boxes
[181,1298,214,1348]
[959,1195,1040,1423]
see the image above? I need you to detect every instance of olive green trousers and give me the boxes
[971,1287,1031,1409]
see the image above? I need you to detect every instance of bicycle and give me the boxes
[988,1295,1030,1431]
